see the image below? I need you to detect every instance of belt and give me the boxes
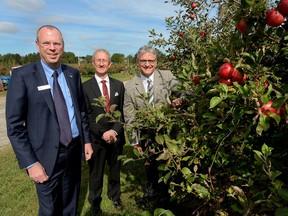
[59,136,80,149]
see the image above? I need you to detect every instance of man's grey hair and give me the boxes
[92,48,111,61]
[136,45,157,60]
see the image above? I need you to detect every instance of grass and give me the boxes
[0,144,157,216]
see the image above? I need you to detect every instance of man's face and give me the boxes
[36,27,64,69]
[92,51,112,78]
[137,52,157,77]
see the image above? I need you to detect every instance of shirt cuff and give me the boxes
[26,162,38,169]
[111,130,118,136]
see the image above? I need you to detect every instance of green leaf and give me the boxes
[166,142,180,155]
[155,134,165,145]
[210,96,222,109]
[270,170,282,182]
[181,167,192,175]
[278,189,288,201]
[275,208,288,216]
[259,114,270,131]
[192,184,210,199]
[156,148,171,161]
[242,52,256,63]
[154,208,175,216]
[163,172,172,184]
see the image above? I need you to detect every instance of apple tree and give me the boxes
[122,0,288,215]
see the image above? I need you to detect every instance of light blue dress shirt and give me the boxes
[41,60,79,138]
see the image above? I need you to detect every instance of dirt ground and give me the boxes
[0,94,9,149]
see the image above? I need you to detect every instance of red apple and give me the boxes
[193,75,200,85]
[231,69,245,84]
[191,2,197,9]
[219,78,232,86]
[264,80,269,88]
[236,19,247,33]
[178,31,184,37]
[278,0,288,17]
[170,55,176,61]
[189,14,195,19]
[261,101,283,116]
[219,63,234,79]
[199,31,206,37]
[266,9,284,27]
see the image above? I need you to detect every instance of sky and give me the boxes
[0,0,179,57]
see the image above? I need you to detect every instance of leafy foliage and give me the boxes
[123,0,288,215]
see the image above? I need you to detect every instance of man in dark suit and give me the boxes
[124,45,182,206]
[6,25,93,216]
[83,49,125,215]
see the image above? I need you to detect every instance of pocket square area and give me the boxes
[115,92,119,96]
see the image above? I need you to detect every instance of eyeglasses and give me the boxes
[94,59,110,63]
[38,41,63,48]
[138,59,157,65]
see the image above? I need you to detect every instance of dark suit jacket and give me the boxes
[83,76,125,145]
[6,61,91,177]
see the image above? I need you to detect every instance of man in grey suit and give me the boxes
[124,45,182,205]
[6,25,93,216]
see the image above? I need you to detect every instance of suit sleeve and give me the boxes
[123,82,139,145]
[6,69,38,168]
[78,76,91,145]
[110,81,125,136]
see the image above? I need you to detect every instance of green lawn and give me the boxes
[0,144,157,216]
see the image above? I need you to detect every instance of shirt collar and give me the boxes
[140,73,154,84]
[40,59,62,78]
[95,74,109,84]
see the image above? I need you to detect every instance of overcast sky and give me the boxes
[0,0,179,57]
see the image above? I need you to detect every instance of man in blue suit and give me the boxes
[6,25,93,216]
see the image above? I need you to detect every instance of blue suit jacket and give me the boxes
[6,61,91,176]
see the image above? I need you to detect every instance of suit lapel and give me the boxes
[153,70,162,101]
[33,61,57,118]
[89,77,102,98]
[134,74,145,94]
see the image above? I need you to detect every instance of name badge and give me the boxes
[37,85,51,91]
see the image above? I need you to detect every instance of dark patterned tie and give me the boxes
[147,79,154,104]
[53,71,72,146]
[101,80,110,112]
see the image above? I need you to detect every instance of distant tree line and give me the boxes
[0,49,168,76]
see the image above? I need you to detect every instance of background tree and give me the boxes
[111,53,126,63]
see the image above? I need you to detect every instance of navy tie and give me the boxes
[53,71,72,146]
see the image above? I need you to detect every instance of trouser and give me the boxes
[88,138,123,207]
[35,137,82,216]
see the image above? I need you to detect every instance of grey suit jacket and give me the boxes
[123,69,179,144]
[6,61,91,176]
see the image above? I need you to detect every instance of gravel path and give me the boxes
[0,94,9,149]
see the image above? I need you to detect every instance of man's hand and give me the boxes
[102,130,117,144]
[84,143,93,161]
[27,162,49,184]
[171,98,183,108]
[133,144,143,155]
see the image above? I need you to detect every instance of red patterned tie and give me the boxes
[101,80,110,112]
[53,71,72,146]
